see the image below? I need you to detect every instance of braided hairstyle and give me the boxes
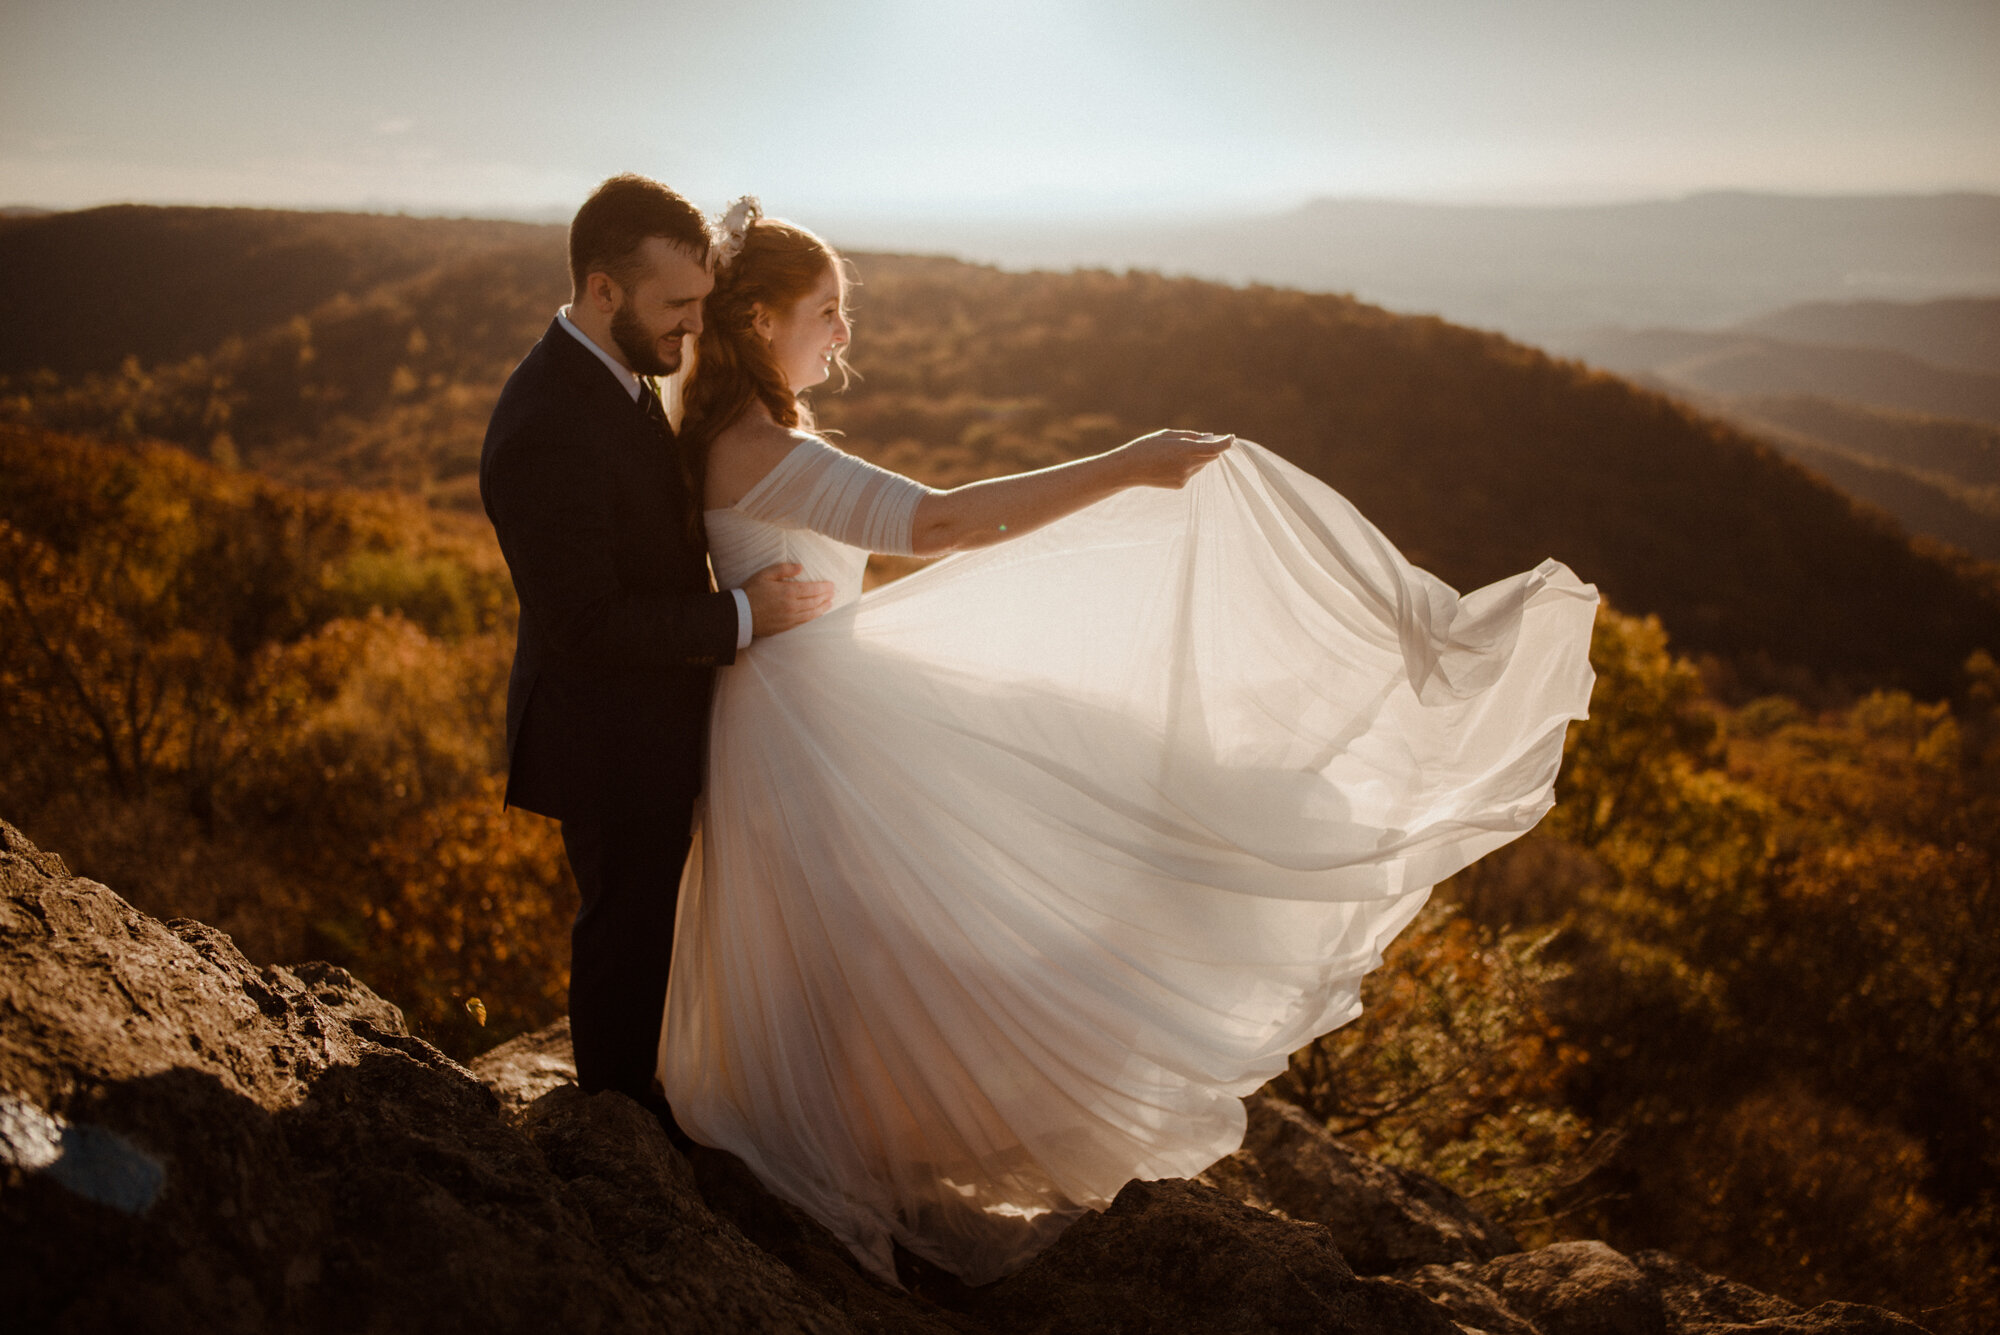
[680,199,854,505]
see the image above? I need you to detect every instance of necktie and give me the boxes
[637,379,672,438]
[640,379,705,537]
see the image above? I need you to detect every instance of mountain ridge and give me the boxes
[1553,326,2000,428]
[1737,295,2000,377]
[829,190,2000,338]
[4,204,1997,697]
[1553,296,2000,558]
[0,204,552,378]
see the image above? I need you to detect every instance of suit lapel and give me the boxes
[538,318,704,549]
[543,319,651,431]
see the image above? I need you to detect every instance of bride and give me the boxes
[657,200,1599,1286]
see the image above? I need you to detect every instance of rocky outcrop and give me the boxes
[0,819,849,1335]
[1198,1093,1518,1274]
[1,819,1930,1334]
[1402,1244,1928,1335]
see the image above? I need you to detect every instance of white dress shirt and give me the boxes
[558,309,752,651]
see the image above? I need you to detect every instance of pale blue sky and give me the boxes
[3,0,1996,218]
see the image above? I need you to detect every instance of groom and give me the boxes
[480,174,832,1115]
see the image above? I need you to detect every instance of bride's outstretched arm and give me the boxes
[910,430,1232,557]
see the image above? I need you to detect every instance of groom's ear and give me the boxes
[580,270,621,314]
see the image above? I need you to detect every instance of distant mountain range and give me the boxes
[1552,306,2000,428]
[827,191,2000,340]
[1554,297,2000,560]
[1737,297,2000,377]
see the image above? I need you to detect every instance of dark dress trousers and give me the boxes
[480,317,738,1102]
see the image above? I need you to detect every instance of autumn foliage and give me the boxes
[0,425,570,1053]
[3,206,1997,1329]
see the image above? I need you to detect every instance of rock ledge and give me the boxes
[0,819,1929,1333]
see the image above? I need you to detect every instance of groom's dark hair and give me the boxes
[569,174,711,295]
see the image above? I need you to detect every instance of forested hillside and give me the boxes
[0,425,559,1051]
[1714,394,2000,561]
[1730,392,2000,494]
[822,260,2000,699]
[3,421,1991,1328]
[1555,296,2000,566]
[2,206,1996,1330]
[6,206,1997,697]
[0,205,546,378]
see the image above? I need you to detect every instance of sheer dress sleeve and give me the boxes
[735,436,936,557]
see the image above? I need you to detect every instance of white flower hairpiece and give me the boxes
[712,195,762,270]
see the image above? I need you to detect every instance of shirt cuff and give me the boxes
[730,587,753,650]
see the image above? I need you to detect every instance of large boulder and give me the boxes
[469,1016,581,1121]
[471,1020,978,1334]
[0,818,849,1334]
[1403,1243,1932,1335]
[1475,1241,1673,1335]
[1,817,1934,1334]
[956,1177,1462,1335]
[1199,1092,1518,1273]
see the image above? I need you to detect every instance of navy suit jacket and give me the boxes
[479,318,738,823]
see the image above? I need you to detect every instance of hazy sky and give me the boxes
[3,0,1997,219]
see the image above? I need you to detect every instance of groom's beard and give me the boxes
[610,298,684,376]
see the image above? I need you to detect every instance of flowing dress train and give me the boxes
[659,435,1598,1284]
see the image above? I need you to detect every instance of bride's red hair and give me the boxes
[680,211,854,498]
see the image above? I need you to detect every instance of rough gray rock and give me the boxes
[1,816,1934,1335]
[1200,1091,1518,1273]
[472,1009,975,1333]
[467,1016,580,1122]
[1403,1260,1546,1335]
[0,817,852,1334]
[958,1176,1463,1335]
[1404,1244,1934,1335]
[1629,1249,1933,1335]
[1483,1241,1673,1335]
[517,1085,852,1334]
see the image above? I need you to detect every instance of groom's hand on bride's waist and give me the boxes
[743,562,836,638]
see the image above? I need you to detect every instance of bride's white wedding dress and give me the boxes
[659,434,1597,1285]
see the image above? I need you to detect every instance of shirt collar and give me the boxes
[557,307,644,402]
